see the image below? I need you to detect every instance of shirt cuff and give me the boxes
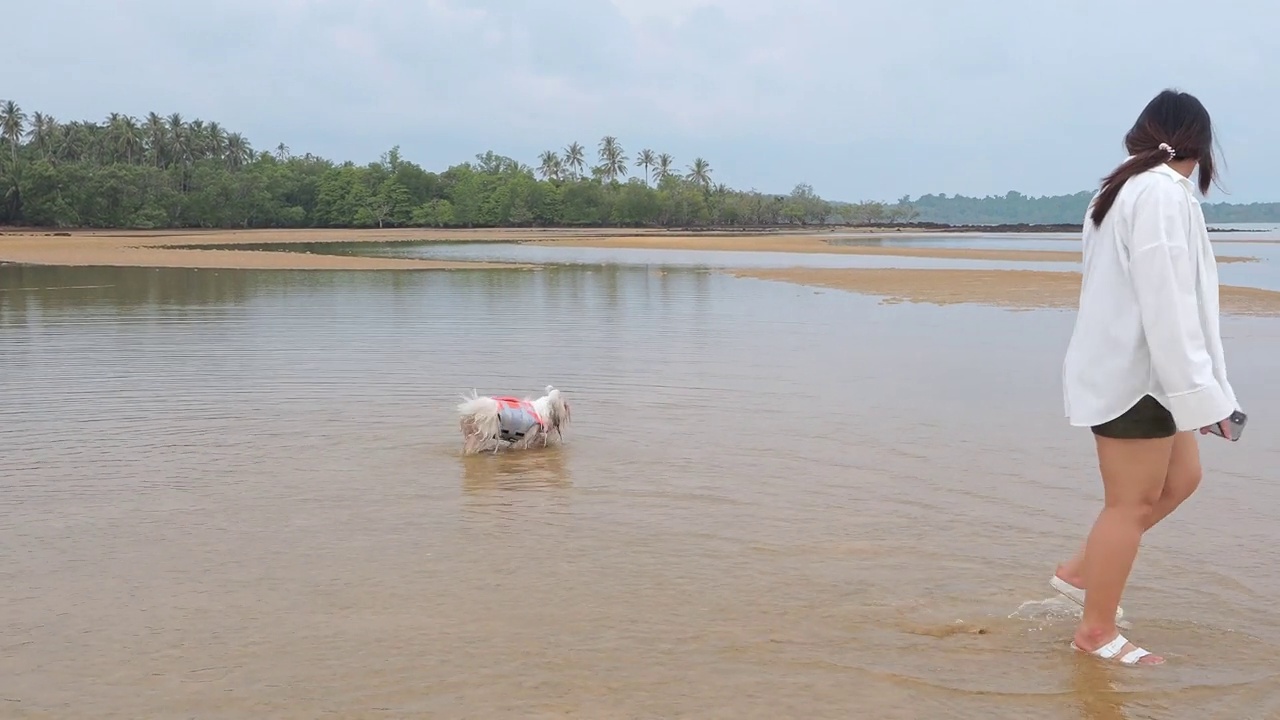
[1166,385,1234,432]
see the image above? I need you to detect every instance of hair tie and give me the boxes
[1158,142,1176,159]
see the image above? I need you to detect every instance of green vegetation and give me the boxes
[2,101,1276,230]
[907,191,1280,225]
[0,101,912,230]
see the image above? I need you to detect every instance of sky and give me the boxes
[7,0,1279,203]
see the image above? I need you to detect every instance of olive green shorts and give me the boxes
[1090,395,1177,439]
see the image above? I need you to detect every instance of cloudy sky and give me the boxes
[8,0,1279,203]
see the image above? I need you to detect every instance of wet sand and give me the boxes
[0,229,535,270]
[0,227,655,243]
[1,226,1259,268]
[732,267,1280,316]
[529,232,1260,264]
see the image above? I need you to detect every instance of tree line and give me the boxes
[0,100,914,230]
[2,100,1276,230]
[905,190,1280,225]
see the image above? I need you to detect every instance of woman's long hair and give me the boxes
[1090,89,1218,227]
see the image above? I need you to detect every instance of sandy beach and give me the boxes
[732,267,1280,316]
[0,228,534,270]
[0,227,1260,269]
[526,231,1262,263]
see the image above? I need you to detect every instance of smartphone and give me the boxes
[1206,410,1248,441]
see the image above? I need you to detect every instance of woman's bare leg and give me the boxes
[1056,431,1201,587]
[1072,433,1174,664]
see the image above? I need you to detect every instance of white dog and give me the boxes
[457,385,572,455]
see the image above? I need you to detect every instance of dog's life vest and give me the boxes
[493,396,545,442]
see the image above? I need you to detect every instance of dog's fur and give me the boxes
[457,385,571,455]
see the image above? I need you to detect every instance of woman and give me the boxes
[1058,89,1242,666]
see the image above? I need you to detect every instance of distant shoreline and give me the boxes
[665,222,1085,234]
[0,226,1262,270]
[2,226,1273,317]
[2,220,1266,239]
[663,221,1266,234]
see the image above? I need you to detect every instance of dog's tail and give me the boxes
[457,390,502,439]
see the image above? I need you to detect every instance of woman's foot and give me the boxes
[1051,567,1125,621]
[1054,561,1085,589]
[1072,627,1164,665]
[1055,559,1085,589]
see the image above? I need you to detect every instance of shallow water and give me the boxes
[829,235,1280,255]
[256,235,1280,292]
[203,238,1083,273]
[2,263,1279,719]
[827,233,1280,292]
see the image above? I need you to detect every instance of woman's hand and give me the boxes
[1200,418,1231,437]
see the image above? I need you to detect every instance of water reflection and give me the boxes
[460,446,572,493]
[0,263,717,326]
[386,240,1087,273]
[1068,657,1130,720]
[142,236,1280,293]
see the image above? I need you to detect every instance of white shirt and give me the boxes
[1063,161,1239,432]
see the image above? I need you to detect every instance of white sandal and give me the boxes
[1071,633,1160,665]
[1050,575,1125,621]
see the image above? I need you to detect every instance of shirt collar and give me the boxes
[1127,156,1195,188]
[1149,161,1194,187]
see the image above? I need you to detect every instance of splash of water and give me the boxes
[1008,596,1131,631]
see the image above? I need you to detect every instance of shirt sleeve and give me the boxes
[1127,181,1234,431]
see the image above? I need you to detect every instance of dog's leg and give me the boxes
[462,418,496,456]
[520,427,545,451]
[463,418,491,456]
[461,418,475,455]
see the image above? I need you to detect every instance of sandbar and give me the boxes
[731,267,1280,317]
[0,226,1261,269]
[0,228,538,271]
[526,233,1258,264]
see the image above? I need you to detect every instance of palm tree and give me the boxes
[118,116,143,164]
[686,157,712,188]
[225,133,252,169]
[25,112,58,160]
[635,148,656,185]
[654,153,674,182]
[103,114,140,164]
[596,135,627,182]
[1,100,28,167]
[537,150,562,181]
[144,112,167,167]
[57,121,91,163]
[186,119,209,160]
[275,142,290,162]
[562,141,585,179]
[166,113,190,167]
[205,121,227,161]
